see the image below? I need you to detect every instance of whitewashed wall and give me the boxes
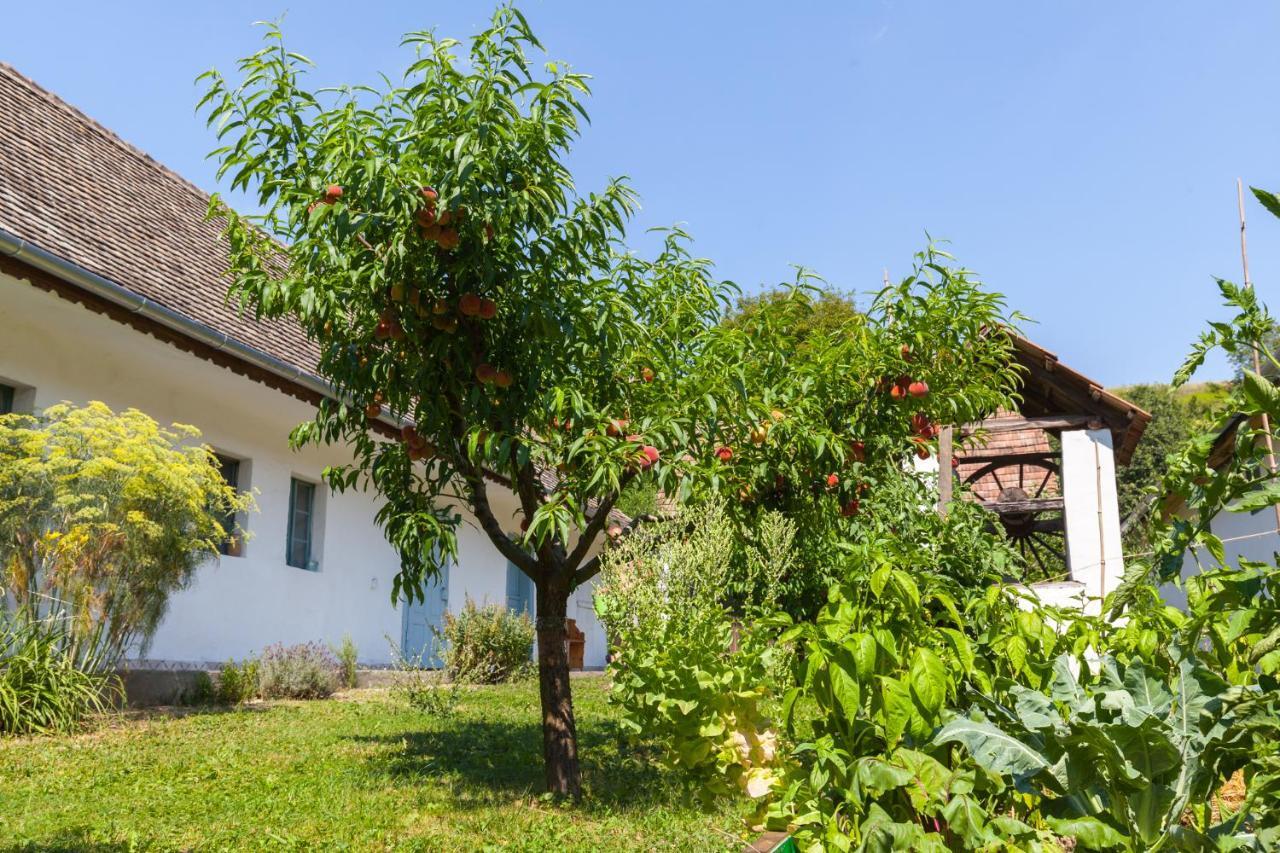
[0,273,608,668]
[1168,505,1280,610]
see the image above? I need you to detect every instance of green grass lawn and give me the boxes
[0,676,750,851]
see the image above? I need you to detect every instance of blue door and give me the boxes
[401,563,450,668]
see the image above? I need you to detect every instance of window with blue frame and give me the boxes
[214,454,242,556]
[286,478,317,570]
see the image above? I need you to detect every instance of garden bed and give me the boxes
[0,676,748,850]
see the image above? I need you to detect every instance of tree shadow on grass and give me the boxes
[348,716,696,813]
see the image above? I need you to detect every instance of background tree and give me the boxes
[687,257,1024,617]
[1109,382,1225,552]
[0,401,251,670]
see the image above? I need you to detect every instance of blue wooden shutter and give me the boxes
[505,561,532,615]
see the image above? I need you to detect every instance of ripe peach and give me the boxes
[477,298,498,320]
[641,445,660,465]
[606,418,629,437]
[841,499,860,518]
[401,424,418,444]
[420,187,438,203]
[890,384,905,400]
[640,366,655,383]
[324,184,343,201]
[493,370,513,389]
[438,228,460,250]
[459,293,481,316]
[365,402,382,419]
[416,206,437,227]
[908,381,929,398]
[475,363,497,384]
[849,440,866,462]
[715,446,733,462]
[826,473,839,488]
[916,445,931,460]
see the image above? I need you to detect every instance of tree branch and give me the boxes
[460,462,540,577]
[564,471,633,573]
[570,555,600,591]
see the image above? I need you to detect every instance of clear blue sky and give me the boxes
[7,1,1280,386]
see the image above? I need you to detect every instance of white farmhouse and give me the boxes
[0,63,609,671]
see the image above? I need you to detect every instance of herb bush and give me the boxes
[216,656,260,705]
[441,600,534,685]
[258,642,339,700]
[333,634,359,689]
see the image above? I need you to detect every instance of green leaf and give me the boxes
[1251,185,1280,220]
[931,716,1049,776]
[1241,370,1280,420]
[940,794,991,848]
[908,647,946,717]
[854,757,913,795]
[1045,816,1127,850]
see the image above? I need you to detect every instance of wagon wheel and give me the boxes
[964,456,1065,578]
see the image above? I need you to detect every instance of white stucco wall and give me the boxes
[1168,505,1280,610]
[1,273,608,668]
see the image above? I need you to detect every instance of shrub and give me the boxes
[0,402,254,669]
[441,601,534,685]
[596,501,792,802]
[0,612,117,735]
[332,635,358,689]
[257,643,338,699]
[185,671,216,706]
[387,636,460,716]
[216,657,260,704]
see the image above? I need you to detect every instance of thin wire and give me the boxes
[1031,526,1280,586]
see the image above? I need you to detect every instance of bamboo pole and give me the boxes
[1237,178,1280,530]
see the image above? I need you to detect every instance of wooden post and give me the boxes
[1237,178,1280,531]
[937,425,953,515]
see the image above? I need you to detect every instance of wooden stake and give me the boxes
[1237,178,1280,530]
[937,425,954,516]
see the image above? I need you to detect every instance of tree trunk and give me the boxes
[535,577,581,798]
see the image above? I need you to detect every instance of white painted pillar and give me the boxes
[1060,428,1125,616]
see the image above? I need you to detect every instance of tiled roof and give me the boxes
[0,62,321,377]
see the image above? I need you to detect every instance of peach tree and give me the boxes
[197,7,769,796]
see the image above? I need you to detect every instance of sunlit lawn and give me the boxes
[0,676,749,851]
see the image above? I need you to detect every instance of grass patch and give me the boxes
[0,676,749,851]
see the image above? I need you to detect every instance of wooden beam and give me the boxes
[981,497,1064,514]
[960,415,1098,436]
[956,450,1058,466]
